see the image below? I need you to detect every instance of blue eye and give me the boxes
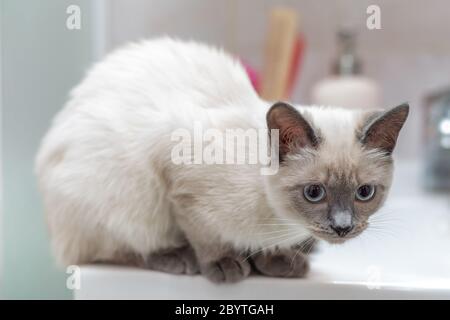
[303,184,326,203]
[356,184,376,201]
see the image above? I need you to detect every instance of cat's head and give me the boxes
[265,102,409,244]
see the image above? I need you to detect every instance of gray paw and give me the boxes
[252,249,309,278]
[146,245,199,275]
[201,256,251,283]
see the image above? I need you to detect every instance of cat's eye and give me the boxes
[303,184,326,203]
[355,184,376,201]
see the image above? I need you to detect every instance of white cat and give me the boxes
[36,38,408,282]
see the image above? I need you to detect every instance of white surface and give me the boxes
[75,162,450,299]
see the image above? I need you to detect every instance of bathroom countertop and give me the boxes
[75,161,450,299]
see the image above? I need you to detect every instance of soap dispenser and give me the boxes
[311,29,381,109]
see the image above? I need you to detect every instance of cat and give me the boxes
[35,37,409,283]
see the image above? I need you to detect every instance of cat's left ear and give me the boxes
[361,103,409,154]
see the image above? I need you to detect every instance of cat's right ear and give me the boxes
[266,102,319,160]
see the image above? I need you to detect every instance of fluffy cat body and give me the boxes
[36,38,408,282]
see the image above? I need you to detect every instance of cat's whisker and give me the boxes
[369,218,404,226]
[259,220,298,225]
[261,217,296,221]
[369,232,388,243]
[296,237,314,252]
[290,237,314,267]
[257,223,302,226]
[255,228,297,236]
[370,212,405,223]
[243,232,306,262]
[371,222,407,232]
[369,219,405,231]
[290,247,302,267]
[304,238,315,256]
[260,230,302,243]
[258,221,298,225]
[260,220,298,225]
[369,214,408,233]
[365,225,398,240]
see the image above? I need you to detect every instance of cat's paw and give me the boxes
[252,249,309,278]
[200,256,251,283]
[145,245,199,275]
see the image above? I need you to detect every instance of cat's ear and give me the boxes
[361,103,409,154]
[266,102,319,159]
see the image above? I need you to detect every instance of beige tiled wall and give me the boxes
[108,0,450,159]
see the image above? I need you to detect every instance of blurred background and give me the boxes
[1,0,449,299]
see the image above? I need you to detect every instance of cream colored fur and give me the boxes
[35,38,378,266]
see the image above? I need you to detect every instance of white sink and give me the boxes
[75,162,450,299]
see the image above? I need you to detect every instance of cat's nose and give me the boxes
[330,209,353,237]
[331,225,353,237]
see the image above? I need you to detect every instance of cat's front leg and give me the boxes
[251,248,310,278]
[194,243,251,283]
[145,244,200,275]
[175,211,251,283]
